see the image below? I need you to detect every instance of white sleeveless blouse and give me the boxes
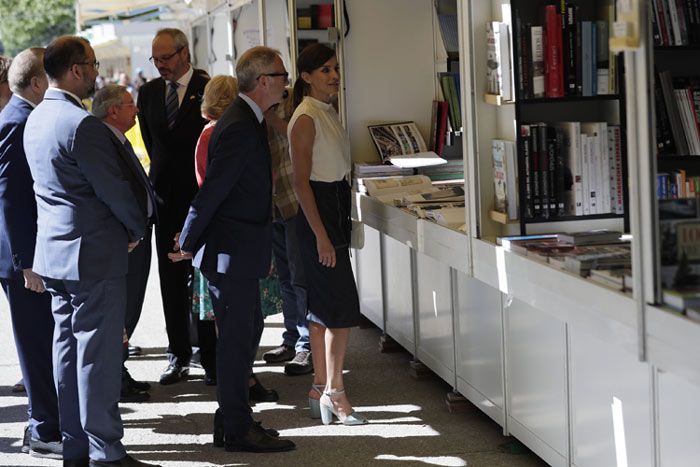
[288,96,351,183]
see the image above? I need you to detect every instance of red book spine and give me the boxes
[435,101,449,156]
[545,5,564,97]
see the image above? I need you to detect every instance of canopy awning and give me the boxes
[76,0,207,27]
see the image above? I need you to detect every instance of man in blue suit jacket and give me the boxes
[0,47,62,460]
[173,46,295,453]
[23,36,157,467]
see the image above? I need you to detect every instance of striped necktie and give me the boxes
[165,81,179,129]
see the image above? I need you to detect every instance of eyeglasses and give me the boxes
[257,72,289,83]
[75,61,100,71]
[149,47,184,65]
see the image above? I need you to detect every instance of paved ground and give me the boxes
[0,249,548,467]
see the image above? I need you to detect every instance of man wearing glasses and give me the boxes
[23,36,155,467]
[137,28,211,386]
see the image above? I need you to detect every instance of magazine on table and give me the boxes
[368,121,447,168]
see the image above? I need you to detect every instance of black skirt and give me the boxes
[295,180,360,328]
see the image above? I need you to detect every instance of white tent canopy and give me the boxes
[76,0,208,26]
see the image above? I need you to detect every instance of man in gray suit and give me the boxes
[23,36,158,467]
[92,84,157,403]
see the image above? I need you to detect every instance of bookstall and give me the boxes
[178,0,700,465]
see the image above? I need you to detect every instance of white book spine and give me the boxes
[531,26,545,98]
[667,0,683,45]
[581,134,591,215]
[500,23,513,102]
[598,122,610,213]
[505,140,519,219]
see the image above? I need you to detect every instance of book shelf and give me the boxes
[509,0,629,235]
[651,5,700,321]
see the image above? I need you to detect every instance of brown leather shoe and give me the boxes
[224,423,295,453]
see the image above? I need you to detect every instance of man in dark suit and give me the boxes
[172,46,295,453]
[23,36,157,467]
[137,28,209,385]
[0,47,62,460]
[93,84,157,403]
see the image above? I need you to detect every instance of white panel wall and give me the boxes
[356,226,384,330]
[569,327,653,467]
[415,252,455,384]
[343,0,438,162]
[507,297,568,462]
[454,274,504,425]
[658,371,700,466]
[382,235,415,352]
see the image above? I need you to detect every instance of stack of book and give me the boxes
[354,163,414,179]
[498,229,630,278]
[651,0,700,46]
[655,72,700,157]
[514,1,617,99]
[417,160,464,181]
[518,122,624,219]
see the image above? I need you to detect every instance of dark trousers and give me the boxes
[271,218,309,352]
[44,277,127,462]
[122,228,152,370]
[155,215,192,366]
[0,277,59,441]
[206,272,264,438]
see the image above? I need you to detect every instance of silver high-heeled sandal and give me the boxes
[308,384,325,419]
[319,388,368,426]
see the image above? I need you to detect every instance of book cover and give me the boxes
[530,26,545,98]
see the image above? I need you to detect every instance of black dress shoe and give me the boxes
[224,423,295,453]
[214,410,279,447]
[29,436,62,459]
[204,370,217,386]
[89,454,161,466]
[249,375,279,402]
[120,384,150,403]
[159,364,188,385]
[64,458,89,467]
[124,370,151,392]
[263,344,295,363]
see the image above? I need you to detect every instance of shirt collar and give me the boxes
[49,86,83,107]
[167,65,193,90]
[13,94,36,109]
[240,93,264,123]
[102,121,126,144]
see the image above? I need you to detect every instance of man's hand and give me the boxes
[167,232,192,262]
[128,240,140,253]
[22,268,45,293]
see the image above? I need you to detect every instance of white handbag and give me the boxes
[350,219,364,250]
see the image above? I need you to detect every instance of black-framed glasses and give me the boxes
[75,60,100,71]
[149,47,184,65]
[257,72,289,83]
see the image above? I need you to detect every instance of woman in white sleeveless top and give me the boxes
[289,44,367,426]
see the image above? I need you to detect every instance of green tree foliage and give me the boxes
[0,0,75,56]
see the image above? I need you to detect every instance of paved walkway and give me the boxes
[0,252,548,467]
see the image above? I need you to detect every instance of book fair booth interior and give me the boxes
[77,0,700,465]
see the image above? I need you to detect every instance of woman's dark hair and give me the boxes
[292,43,336,108]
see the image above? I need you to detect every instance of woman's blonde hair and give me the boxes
[201,75,238,121]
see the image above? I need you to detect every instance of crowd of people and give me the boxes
[0,27,365,467]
